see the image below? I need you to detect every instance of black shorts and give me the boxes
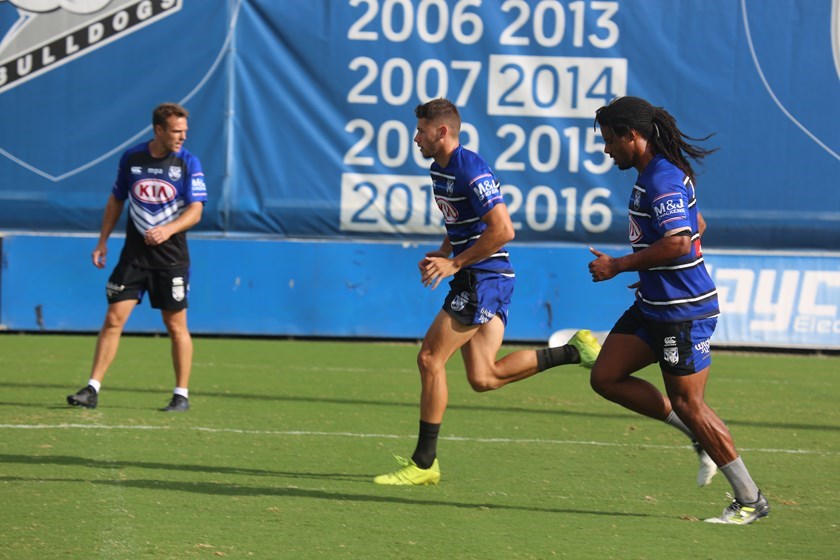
[611,302,716,376]
[106,261,190,311]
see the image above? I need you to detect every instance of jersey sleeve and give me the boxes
[648,174,691,235]
[184,154,208,204]
[111,151,131,201]
[466,168,504,218]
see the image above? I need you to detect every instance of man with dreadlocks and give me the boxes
[587,96,769,525]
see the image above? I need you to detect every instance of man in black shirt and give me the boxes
[67,102,207,412]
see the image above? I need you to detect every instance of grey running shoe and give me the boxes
[161,394,189,412]
[705,491,770,525]
[692,440,718,487]
[66,385,98,409]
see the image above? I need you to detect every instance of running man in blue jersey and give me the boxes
[589,96,768,525]
[375,98,601,486]
[67,102,207,412]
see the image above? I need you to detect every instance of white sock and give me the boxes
[664,410,695,440]
[173,387,189,398]
[720,456,760,504]
[88,379,101,393]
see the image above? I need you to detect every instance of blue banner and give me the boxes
[0,0,838,250]
[3,234,838,349]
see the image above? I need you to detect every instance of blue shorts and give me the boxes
[443,269,515,327]
[611,302,716,376]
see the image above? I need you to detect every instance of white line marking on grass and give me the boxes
[1,423,837,456]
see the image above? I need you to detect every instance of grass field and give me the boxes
[0,333,838,559]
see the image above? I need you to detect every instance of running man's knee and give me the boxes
[467,375,497,393]
[669,394,707,421]
[589,369,612,397]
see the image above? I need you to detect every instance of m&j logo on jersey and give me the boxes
[0,0,182,94]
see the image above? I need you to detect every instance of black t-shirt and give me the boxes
[112,141,207,269]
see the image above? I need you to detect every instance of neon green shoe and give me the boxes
[373,456,441,486]
[568,329,601,369]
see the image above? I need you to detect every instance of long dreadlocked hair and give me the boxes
[594,96,717,184]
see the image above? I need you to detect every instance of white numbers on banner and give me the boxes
[344,119,480,168]
[348,0,483,45]
[340,172,445,234]
[502,184,612,233]
[495,124,611,175]
[499,0,619,48]
[343,0,625,237]
[488,55,626,118]
[348,57,482,106]
[341,174,612,235]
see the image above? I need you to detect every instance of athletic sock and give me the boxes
[173,387,189,398]
[88,379,101,393]
[536,345,579,372]
[664,410,695,440]
[411,420,441,469]
[720,456,760,504]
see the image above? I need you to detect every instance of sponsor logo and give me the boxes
[478,307,495,324]
[472,178,499,201]
[709,265,840,338]
[632,190,641,211]
[132,179,175,203]
[450,290,470,312]
[694,339,711,354]
[0,0,182,94]
[167,166,181,181]
[653,197,686,220]
[130,166,142,174]
[628,215,642,243]
[147,167,163,175]
[663,346,679,365]
[171,276,185,302]
[191,174,206,193]
[105,281,124,298]
[663,336,677,346]
[436,198,459,223]
[446,178,454,196]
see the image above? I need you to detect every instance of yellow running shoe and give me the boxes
[568,329,601,369]
[373,456,441,485]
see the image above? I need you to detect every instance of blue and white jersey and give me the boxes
[629,155,718,322]
[112,142,207,269]
[430,145,513,275]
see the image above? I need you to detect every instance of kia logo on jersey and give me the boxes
[133,179,175,203]
[436,198,460,224]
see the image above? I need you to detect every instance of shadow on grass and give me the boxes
[0,474,653,518]
[3,380,840,432]
[0,453,370,483]
[0,380,637,422]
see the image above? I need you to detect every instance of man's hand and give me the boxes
[91,243,108,269]
[420,255,460,290]
[144,225,172,246]
[588,246,620,282]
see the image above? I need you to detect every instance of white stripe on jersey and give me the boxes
[431,170,456,181]
[649,257,706,272]
[451,235,481,246]
[639,289,718,306]
[451,216,480,225]
[129,199,184,231]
